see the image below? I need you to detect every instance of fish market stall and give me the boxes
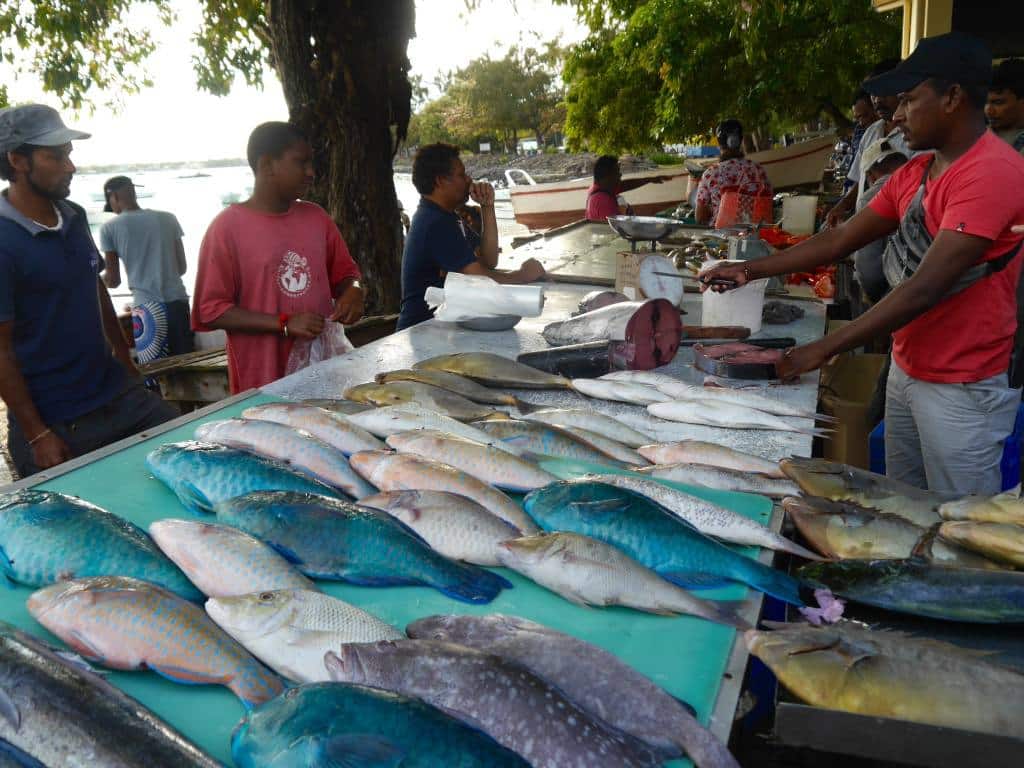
[0,278,826,766]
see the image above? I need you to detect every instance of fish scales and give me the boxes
[413,352,572,389]
[385,430,557,492]
[638,440,785,478]
[325,640,660,768]
[0,622,221,767]
[27,576,284,708]
[242,402,384,455]
[472,418,630,467]
[408,614,742,768]
[346,405,523,455]
[350,450,538,533]
[0,490,200,600]
[232,682,530,767]
[146,441,342,515]
[376,368,523,407]
[344,381,500,421]
[214,491,511,604]
[636,462,800,498]
[571,378,672,405]
[194,418,374,498]
[524,408,653,447]
[206,588,402,683]
[149,519,315,597]
[524,481,806,605]
[649,400,818,435]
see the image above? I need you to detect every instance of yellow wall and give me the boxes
[872,0,953,57]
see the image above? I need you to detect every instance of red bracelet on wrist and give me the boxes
[278,313,290,337]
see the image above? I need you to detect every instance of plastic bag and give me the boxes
[427,272,545,322]
[285,321,355,376]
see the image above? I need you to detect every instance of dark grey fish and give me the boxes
[407,614,741,768]
[0,622,220,767]
[325,639,659,768]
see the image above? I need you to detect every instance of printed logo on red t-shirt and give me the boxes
[278,251,311,297]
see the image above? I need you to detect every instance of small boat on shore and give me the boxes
[509,135,835,230]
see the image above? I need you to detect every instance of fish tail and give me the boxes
[229,665,286,709]
[775,537,827,562]
[748,563,806,606]
[706,601,755,632]
[435,563,512,604]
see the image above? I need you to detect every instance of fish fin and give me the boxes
[341,573,418,588]
[320,734,405,768]
[660,571,734,590]
[266,541,306,566]
[175,481,214,515]
[910,524,941,561]
[147,662,229,687]
[54,650,107,676]
[65,630,106,662]
[513,398,540,415]
[670,695,698,718]
[996,484,1021,499]
[436,565,511,605]
[0,688,19,733]
[574,497,634,518]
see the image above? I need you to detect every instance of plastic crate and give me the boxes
[869,402,1024,491]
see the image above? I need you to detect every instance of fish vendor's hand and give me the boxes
[470,182,495,207]
[285,312,325,339]
[330,283,365,325]
[32,430,72,470]
[698,261,748,292]
[517,257,546,282]
[1014,224,1024,234]
[775,343,829,381]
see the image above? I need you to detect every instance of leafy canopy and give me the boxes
[554,0,901,152]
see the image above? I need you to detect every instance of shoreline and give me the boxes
[394,151,669,185]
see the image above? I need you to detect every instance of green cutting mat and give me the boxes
[6,393,772,766]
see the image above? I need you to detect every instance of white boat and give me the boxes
[508,135,836,230]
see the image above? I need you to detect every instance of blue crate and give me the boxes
[869,402,1024,490]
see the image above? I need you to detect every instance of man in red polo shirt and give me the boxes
[702,33,1024,495]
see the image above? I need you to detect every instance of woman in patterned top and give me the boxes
[695,119,772,225]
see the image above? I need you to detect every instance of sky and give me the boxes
[4,0,586,166]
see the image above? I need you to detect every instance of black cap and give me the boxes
[864,32,992,96]
[103,175,139,213]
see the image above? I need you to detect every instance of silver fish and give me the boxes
[524,408,653,447]
[359,490,521,565]
[407,613,742,768]
[242,402,384,456]
[637,462,800,498]
[471,419,629,467]
[571,427,649,465]
[649,400,824,436]
[346,405,522,455]
[572,378,672,405]
[325,640,660,768]
[638,440,785,478]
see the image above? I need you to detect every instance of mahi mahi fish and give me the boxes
[242,402,385,455]
[498,532,750,627]
[938,521,1024,568]
[28,576,285,708]
[583,474,820,558]
[638,440,786,478]
[231,682,530,768]
[779,457,946,527]
[798,558,1024,622]
[345,405,523,455]
[524,408,653,447]
[376,367,534,409]
[747,620,1024,736]
[194,418,374,498]
[472,418,631,467]
[385,430,557,492]
[344,381,502,421]
[149,519,315,597]
[325,640,660,768]
[349,450,537,533]
[0,621,221,767]
[146,441,341,515]
[649,400,824,436]
[407,613,742,768]
[636,462,800,499]
[206,588,403,683]
[413,352,572,389]
[939,486,1024,524]
[359,490,521,566]
[0,490,200,600]
[524,481,806,604]
[214,491,512,604]
[784,497,1002,568]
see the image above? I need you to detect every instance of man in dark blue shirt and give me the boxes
[397,143,545,330]
[0,104,177,478]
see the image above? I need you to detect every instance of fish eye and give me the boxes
[258,592,275,602]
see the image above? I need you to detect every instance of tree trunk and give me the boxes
[266,0,414,314]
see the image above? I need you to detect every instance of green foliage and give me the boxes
[556,0,901,152]
[646,151,686,165]
[190,0,269,95]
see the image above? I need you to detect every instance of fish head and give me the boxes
[406,613,530,644]
[348,450,394,482]
[26,577,132,632]
[356,490,425,523]
[192,419,234,442]
[205,589,300,639]
[148,518,216,569]
[779,458,862,500]
[146,441,227,490]
[497,533,566,567]
[344,383,407,407]
[323,642,387,686]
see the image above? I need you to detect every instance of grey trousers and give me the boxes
[8,377,179,480]
[885,359,1020,495]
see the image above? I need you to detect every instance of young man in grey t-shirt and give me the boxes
[100,175,193,361]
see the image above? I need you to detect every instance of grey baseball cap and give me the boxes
[0,104,91,154]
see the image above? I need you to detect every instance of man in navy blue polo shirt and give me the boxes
[396,143,545,330]
[0,104,178,479]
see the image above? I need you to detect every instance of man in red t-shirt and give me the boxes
[703,33,1024,495]
[192,122,364,393]
[585,155,670,222]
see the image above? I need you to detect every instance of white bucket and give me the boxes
[700,259,769,334]
[782,195,818,235]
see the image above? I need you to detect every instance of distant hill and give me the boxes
[77,158,247,173]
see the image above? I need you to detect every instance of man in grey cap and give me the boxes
[0,104,178,478]
[702,32,1024,496]
[100,175,193,363]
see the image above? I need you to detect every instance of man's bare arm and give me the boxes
[102,251,121,288]
[462,258,545,284]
